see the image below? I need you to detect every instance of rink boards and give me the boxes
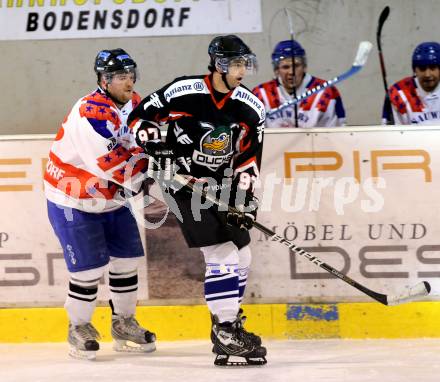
[2,126,440,341]
[2,302,440,342]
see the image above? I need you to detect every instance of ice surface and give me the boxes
[1,339,439,382]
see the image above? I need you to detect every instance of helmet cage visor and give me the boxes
[102,67,139,83]
[215,54,258,75]
[273,55,306,69]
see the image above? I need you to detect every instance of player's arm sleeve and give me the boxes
[333,90,346,126]
[317,87,346,127]
[381,95,394,125]
[388,86,408,125]
[128,81,174,147]
[72,107,148,193]
[391,106,406,125]
[252,85,264,103]
[233,111,265,199]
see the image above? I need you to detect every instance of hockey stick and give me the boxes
[377,6,394,124]
[267,41,373,118]
[284,8,299,127]
[172,173,431,306]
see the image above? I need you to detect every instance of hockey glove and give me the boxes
[143,141,176,182]
[226,197,258,231]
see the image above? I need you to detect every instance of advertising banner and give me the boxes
[248,127,440,302]
[1,127,440,306]
[0,0,262,41]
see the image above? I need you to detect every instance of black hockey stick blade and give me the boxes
[376,5,394,124]
[172,173,431,306]
[377,6,390,50]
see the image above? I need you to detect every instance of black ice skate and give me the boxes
[68,322,100,360]
[210,308,262,346]
[212,315,267,366]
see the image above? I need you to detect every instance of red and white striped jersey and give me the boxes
[384,76,440,125]
[44,88,147,212]
[252,74,346,128]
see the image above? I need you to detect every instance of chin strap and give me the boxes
[221,73,233,91]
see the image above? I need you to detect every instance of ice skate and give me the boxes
[68,322,100,360]
[212,315,267,366]
[111,315,156,353]
[236,308,262,346]
[210,309,262,346]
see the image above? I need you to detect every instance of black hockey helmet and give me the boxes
[208,35,257,74]
[94,48,137,81]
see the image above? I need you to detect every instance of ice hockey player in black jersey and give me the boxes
[128,34,267,366]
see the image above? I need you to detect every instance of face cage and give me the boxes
[413,63,440,72]
[102,67,139,83]
[215,54,258,75]
[273,55,307,70]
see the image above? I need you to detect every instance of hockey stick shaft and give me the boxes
[284,8,299,127]
[377,6,394,125]
[251,221,429,305]
[267,41,373,118]
[172,173,431,306]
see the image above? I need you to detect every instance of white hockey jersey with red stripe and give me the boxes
[44,88,147,212]
[385,76,440,125]
[252,74,346,128]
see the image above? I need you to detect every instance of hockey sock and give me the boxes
[65,266,104,325]
[201,242,240,323]
[238,270,248,305]
[205,263,239,322]
[238,245,252,305]
[109,257,139,317]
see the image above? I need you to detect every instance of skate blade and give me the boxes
[113,339,156,353]
[68,346,97,361]
[214,354,267,367]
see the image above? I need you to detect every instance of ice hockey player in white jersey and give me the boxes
[383,42,440,125]
[253,40,346,128]
[44,49,156,360]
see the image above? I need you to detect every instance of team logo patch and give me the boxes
[202,132,230,152]
[193,122,235,171]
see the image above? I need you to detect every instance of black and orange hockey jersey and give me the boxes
[128,74,265,196]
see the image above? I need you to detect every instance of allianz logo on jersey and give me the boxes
[235,89,262,110]
[193,122,234,171]
[164,80,205,102]
[233,89,266,122]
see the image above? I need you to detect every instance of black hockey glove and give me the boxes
[143,141,176,182]
[226,197,258,231]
